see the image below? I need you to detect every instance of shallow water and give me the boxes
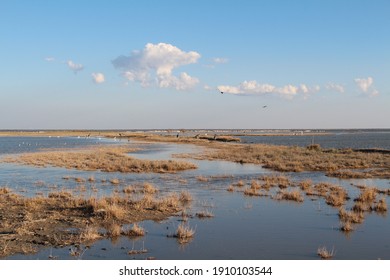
[238,130,390,150]
[1,137,389,260]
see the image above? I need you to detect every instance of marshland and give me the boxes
[0,129,389,259]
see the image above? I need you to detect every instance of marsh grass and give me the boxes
[3,146,197,173]
[338,208,364,224]
[196,176,209,182]
[174,223,195,243]
[195,210,214,218]
[186,142,390,179]
[317,246,335,259]
[179,190,193,204]
[274,190,304,202]
[0,187,183,257]
[123,223,145,237]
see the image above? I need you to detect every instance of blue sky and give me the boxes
[1,0,389,129]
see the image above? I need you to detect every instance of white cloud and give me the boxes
[67,60,84,73]
[112,43,201,90]
[218,80,319,99]
[213,57,229,64]
[325,83,345,93]
[92,72,105,84]
[354,76,378,97]
[44,57,55,62]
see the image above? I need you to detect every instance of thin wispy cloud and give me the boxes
[213,57,229,64]
[218,80,320,99]
[354,76,378,97]
[44,57,55,62]
[67,60,84,74]
[325,83,345,93]
[92,72,105,84]
[112,43,200,90]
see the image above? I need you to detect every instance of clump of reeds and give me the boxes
[107,223,122,237]
[340,220,353,232]
[123,185,135,194]
[298,179,312,191]
[338,208,364,224]
[372,198,387,212]
[88,176,95,182]
[274,190,304,202]
[317,246,335,259]
[179,190,193,204]
[174,223,195,243]
[0,187,11,195]
[110,178,120,185]
[196,176,209,182]
[75,177,86,183]
[235,180,245,187]
[123,223,145,237]
[355,188,377,203]
[250,180,261,190]
[142,182,157,194]
[196,210,214,218]
[227,185,234,192]
[80,226,101,241]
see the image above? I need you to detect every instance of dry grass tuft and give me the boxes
[317,246,335,259]
[179,190,193,204]
[338,208,364,224]
[235,180,245,187]
[123,223,145,237]
[107,223,122,237]
[372,198,387,212]
[195,210,214,218]
[80,226,101,241]
[174,223,195,243]
[227,185,235,192]
[274,190,304,202]
[142,182,158,194]
[355,188,377,203]
[340,220,353,232]
[123,185,135,194]
[110,178,120,185]
[196,176,209,182]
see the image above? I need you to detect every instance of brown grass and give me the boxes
[0,187,183,257]
[174,223,195,243]
[317,246,335,259]
[372,198,387,212]
[227,185,235,192]
[179,190,193,203]
[123,223,145,237]
[340,220,353,232]
[274,190,304,202]
[110,178,120,185]
[142,182,158,194]
[182,142,390,178]
[338,208,364,224]
[3,146,197,174]
[195,210,214,218]
[196,176,209,182]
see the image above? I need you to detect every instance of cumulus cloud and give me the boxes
[354,77,378,96]
[112,43,201,90]
[213,57,229,64]
[92,72,105,84]
[325,83,345,93]
[218,80,320,99]
[67,60,84,73]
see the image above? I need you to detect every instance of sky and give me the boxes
[0,0,389,129]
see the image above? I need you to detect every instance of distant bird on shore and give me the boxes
[262,105,267,108]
